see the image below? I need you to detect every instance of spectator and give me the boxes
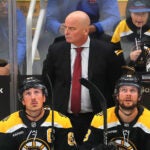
[45,0,120,39]
[0,77,77,149]
[0,0,26,75]
[111,0,150,73]
[79,74,150,150]
[42,11,122,145]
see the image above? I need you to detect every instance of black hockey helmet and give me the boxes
[19,77,48,101]
[114,74,142,96]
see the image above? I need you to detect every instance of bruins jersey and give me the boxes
[81,106,150,150]
[0,109,77,150]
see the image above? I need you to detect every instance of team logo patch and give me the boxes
[19,138,50,150]
[110,137,137,150]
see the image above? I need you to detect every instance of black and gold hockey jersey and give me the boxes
[80,106,150,150]
[0,109,77,150]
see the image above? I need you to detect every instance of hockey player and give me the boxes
[79,74,150,150]
[0,77,77,149]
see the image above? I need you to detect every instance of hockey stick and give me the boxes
[46,74,79,150]
[46,74,55,150]
[80,78,108,146]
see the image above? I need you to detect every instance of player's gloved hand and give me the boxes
[92,142,117,150]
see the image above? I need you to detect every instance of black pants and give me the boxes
[67,112,94,145]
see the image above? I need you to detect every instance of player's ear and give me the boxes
[22,100,25,106]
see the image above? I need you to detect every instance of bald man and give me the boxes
[42,11,122,145]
